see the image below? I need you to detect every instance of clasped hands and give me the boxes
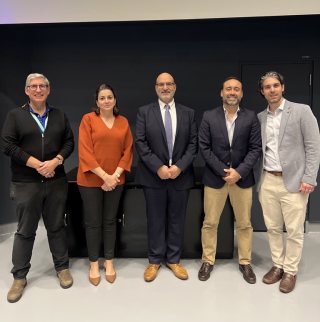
[157,165,181,180]
[223,167,240,184]
[101,174,120,191]
[36,159,59,178]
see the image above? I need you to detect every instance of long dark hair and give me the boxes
[93,84,119,116]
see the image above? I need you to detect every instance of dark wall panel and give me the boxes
[1,15,320,224]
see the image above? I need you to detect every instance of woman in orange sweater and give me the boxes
[77,84,133,286]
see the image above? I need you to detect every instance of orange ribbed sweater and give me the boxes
[77,112,133,187]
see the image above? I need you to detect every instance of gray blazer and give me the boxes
[256,99,320,193]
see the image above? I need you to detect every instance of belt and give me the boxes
[264,170,282,176]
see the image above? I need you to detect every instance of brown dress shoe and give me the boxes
[239,264,256,284]
[106,273,116,284]
[166,263,188,280]
[7,278,27,303]
[57,269,73,289]
[279,273,297,293]
[144,264,160,282]
[263,266,284,284]
[198,262,214,281]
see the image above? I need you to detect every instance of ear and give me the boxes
[220,90,223,98]
[25,87,29,96]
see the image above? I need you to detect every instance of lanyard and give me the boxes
[30,112,49,133]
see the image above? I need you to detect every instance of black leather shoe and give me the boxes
[198,262,214,281]
[239,264,256,284]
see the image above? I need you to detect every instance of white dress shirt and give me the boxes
[159,99,177,166]
[264,99,285,172]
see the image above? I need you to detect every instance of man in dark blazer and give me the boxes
[198,77,261,283]
[135,72,198,282]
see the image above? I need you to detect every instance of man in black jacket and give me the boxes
[198,77,261,283]
[2,73,74,303]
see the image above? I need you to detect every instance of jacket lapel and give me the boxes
[260,109,268,154]
[217,106,230,147]
[152,102,167,144]
[278,100,291,147]
[231,107,244,148]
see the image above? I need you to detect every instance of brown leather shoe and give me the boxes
[239,264,256,284]
[7,278,27,303]
[144,264,160,282]
[263,266,284,284]
[279,273,297,293]
[198,262,214,281]
[166,263,188,280]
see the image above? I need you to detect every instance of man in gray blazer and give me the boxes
[257,71,320,293]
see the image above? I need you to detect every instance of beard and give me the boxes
[223,96,241,106]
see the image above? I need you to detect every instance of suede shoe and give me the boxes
[57,269,73,289]
[144,264,160,282]
[198,262,214,281]
[166,263,188,280]
[239,264,256,284]
[263,266,284,284]
[279,273,297,293]
[7,278,27,303]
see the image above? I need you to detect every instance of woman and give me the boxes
[77,84,133,286]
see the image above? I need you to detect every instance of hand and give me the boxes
[37,159,59,177]
[299,182,315,194]
[157,165,171,180]
[168,165,181,179]
[223,168,240,184]
[102,174,118,191]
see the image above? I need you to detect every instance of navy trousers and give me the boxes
[143,180,190,264]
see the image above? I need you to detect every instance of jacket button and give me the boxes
[227,162,230,165]
[230,149,233,152]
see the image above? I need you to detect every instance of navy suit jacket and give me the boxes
[135,101,198,190]
[199,106,261,189]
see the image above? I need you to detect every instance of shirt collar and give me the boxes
[28,102,50,116]
[267,98,285,114]
[159,99,175,110]
[223,106,240,115]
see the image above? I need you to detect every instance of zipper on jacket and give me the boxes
[41,133,44,182]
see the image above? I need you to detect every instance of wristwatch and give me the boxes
[55,156,63,165]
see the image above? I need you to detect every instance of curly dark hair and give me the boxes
[93,84,119,116]
[258,71,285,97]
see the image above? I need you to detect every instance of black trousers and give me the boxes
[78,185,123,262]
[11,177,69,279]
[143,180,190,264]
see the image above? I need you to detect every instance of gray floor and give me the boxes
[0,226,319,322]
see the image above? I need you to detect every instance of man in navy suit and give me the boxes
[198,77,261,283]
[135,72,198,282]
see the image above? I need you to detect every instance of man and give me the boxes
[135,72,198,281]
[198,77,261,283]
[2,73,74,303]
[257,71,320,293]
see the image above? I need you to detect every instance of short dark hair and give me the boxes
[222,76,241,89]
[258,71,285,97]
[93,84,119,116]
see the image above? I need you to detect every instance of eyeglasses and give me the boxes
[156,82,175,88]
[27,85,49,90]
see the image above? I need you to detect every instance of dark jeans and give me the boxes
[78,185,123,262]
[143,180,190,264]
[11,177,69,279]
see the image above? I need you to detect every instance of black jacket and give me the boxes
[199,106,261,189]
[2,103,74,182]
